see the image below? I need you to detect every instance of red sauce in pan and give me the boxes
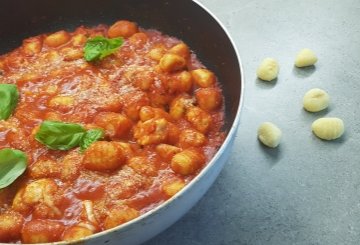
[0,20,225,243]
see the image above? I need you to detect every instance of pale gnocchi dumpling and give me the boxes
[295,48,317,67]
[311,117,344,140]
[257,122,282,148]
[303,88,330,112]
[256,58,279,81]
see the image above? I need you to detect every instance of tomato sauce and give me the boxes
[0,20,225,243]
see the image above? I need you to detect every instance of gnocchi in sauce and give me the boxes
[0,20,225,243]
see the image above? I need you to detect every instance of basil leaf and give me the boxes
[0,148,27,189]
[35,121,86,150]
[0,84,19,120]
[84,36,124,62]
[80,129,104,151]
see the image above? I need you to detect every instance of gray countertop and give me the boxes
[146,0,360,244]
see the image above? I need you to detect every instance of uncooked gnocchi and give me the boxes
[257,122,282,148]
[256,58,279,81]
[303,88,330,112]
[295,48,317,67]
[311,117,344,140]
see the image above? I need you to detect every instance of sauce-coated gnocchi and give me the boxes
[0,20,225,243]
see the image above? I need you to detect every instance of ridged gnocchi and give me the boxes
[44,30,70,47]
[257,122,282,148]
[312,117,344,140]
[169,42,190,58]
[162,179,186,197]
[21,220,65,243]
[108,20,138,38]
[195,87,222,111]
[179,129,206,148]
[185,106,212,133]
[133,118,170,145]
[303,88,330,112]
[159,53,186,72]
[94,112,132,139]
[0,211,24,242]
[83,141,126,171]
[12,179,61,218]
[256,58,279,81]
[156,144,181,160]
[171,149,205,175]
[103,206,140,229]
[62,225,94,241]
[191,69,215,88]
[295,48,317,67]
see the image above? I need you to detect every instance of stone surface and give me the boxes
[146,0,360,244]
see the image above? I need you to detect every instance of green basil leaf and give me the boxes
[0,148,27,189]
[0,84,19,120]
[84,36,124,62]
[35,121,86,150]
[80,128,104,152]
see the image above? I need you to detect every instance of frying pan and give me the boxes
[0,0,243,244]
